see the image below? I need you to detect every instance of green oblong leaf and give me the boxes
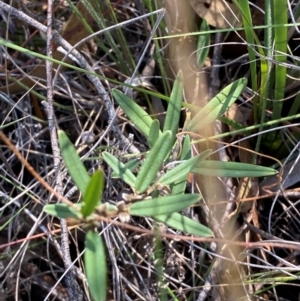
[181,135,192,161]
[163,71,183,141]
[197,20,210,67]
[159,150,212,185]
[192,161,278,177]
[85,230,107,301]
[129,193,201,216]
[135,131,173,193]
[154,212,213,237]
[43,204,82,220]
[187,78,247,132]
[81,170,104,218]
[58,130,90,194]
[102,152,136,188]
[113,89,154,137]
[148,119,161,148]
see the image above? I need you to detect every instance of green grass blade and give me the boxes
[58,130,90,195]
[272,0,288,121]
[254,0,285,155]
[197,19,210,68]
[95,0,135,73]
[233,0,258,119]
[252,0,273,166]
[288,86,300,116]
[144,1,170,96]
[108,2,137,72]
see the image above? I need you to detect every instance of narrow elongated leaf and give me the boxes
[192,161,278,177]
[129,193,201,216]
[58,130,90,194]
[171,135,192,195]
[163,71,183,141]
[102,152,136,188]
[197,20,210,67]
[154,212,213,237]
[81,170,104,217]
[181,135,192,161]
[135,131,173,193]
[43,204,82,220]
[148,119,161,148]
[113,89,154,138]
[111,158,140,178]
[159,150,212,185]
[187,78,247,132]
[85,231,107,301]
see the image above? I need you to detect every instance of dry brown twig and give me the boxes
[43,0,83,299]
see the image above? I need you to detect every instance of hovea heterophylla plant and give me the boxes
[43,71,277,301]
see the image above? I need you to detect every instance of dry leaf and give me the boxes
[189,0,242,28]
